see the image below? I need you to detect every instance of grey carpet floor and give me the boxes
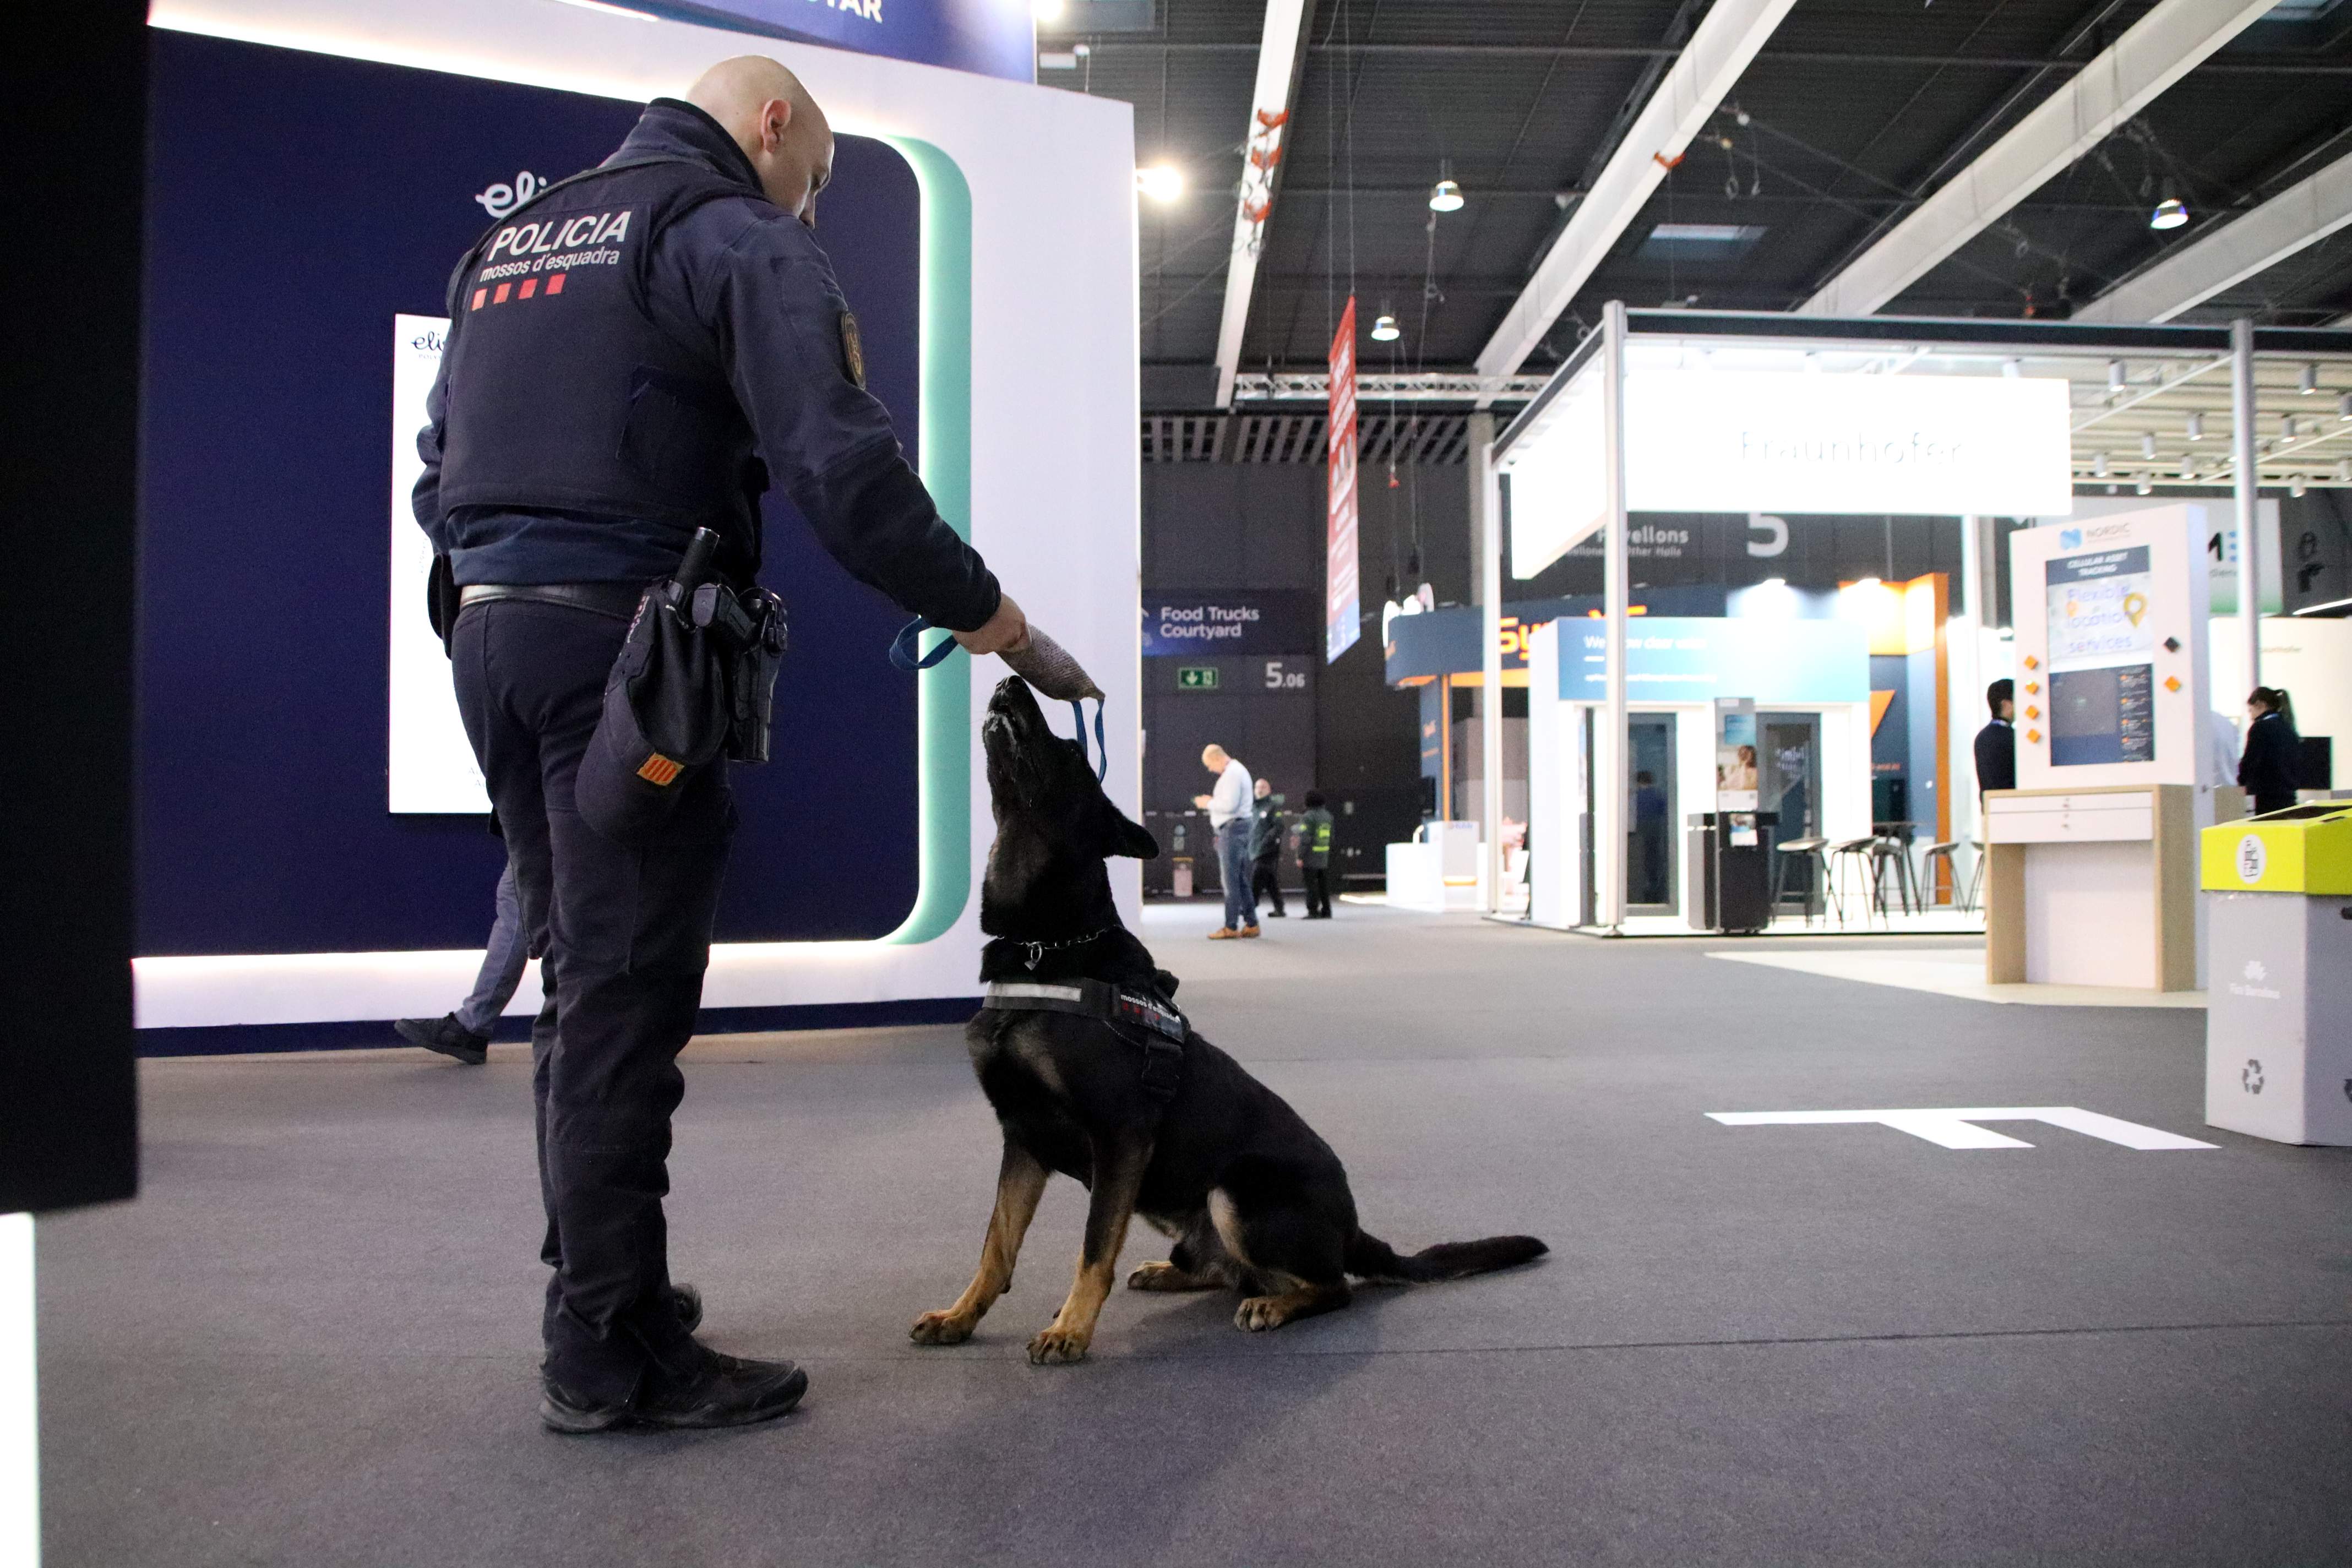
[37,906,2352,1566]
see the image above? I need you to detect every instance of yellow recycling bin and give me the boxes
[2199,803,2352,1145]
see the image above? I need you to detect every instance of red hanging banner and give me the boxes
[1325,297,1361,663]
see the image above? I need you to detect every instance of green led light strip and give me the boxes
[883,137,973,946]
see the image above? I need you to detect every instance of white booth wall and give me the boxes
[138,0,1142,1029]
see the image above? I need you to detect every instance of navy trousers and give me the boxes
[451,599,734,1404]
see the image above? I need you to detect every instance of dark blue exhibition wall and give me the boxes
[140,32,922,957]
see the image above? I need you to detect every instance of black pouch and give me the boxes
[576,587,734,845]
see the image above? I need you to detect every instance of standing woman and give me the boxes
[2237,687,2303,815]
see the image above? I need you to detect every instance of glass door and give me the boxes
[1626,715,1676,913]
[1758,712,1821,911]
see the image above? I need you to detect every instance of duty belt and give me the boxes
[980,979,1187,1100]
[459,581,649,622]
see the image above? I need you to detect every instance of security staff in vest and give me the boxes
[412,57,1031,1433]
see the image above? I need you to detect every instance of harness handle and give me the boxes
[890,617,1109,782]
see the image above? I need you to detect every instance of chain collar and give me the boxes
[995,927,1113,972]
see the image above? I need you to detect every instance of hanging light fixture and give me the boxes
[1135,164,1184,203]
[2107,360,2126,394]
[2093,452,2109,478]
[2141,431,2157,460]
[2149,197,2188,230]
[2180,457,2198,483]
[2338,459,2351,484]
[2136,476,2154,495]
[1370,312,1401,342]
[2299,362,2318,395]
[2290,474,2307,498]
[2282,413,2299,442]
[2340,392,2352,421]
[1428,173,1464,214]
[2186,410,2204,441]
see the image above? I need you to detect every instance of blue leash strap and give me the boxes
[892,618,1108,781]
[889,617,957,671]
[1073,698,1107,782]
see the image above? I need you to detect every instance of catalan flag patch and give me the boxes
[637,753,683,786]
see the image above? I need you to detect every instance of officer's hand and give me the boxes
[954,592,1031,657]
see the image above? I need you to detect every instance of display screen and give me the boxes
[2049,665,2154,766]
[2045,546,2156,768]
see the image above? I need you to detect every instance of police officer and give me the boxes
[412,56,1030,1433]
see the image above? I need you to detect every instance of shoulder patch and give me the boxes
[839,310,866,389]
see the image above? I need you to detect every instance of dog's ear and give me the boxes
[1107,806,1159,861]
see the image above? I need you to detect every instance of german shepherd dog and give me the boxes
[910,677,1545,1365]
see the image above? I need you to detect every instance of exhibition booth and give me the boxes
[1479,307,2352,952]
[130,0,1142,1052]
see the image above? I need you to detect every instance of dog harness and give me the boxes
[979,978,1186,1100]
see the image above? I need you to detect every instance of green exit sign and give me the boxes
[1177,666,1219,690]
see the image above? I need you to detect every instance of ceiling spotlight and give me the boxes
[2149,197,2188,230]
[2186,410,2204,441]
[2340,392,2352,421]
[2093,452,2109,478]
[2290,474,2307,498]
[1428,178,1464,213]
[1135,164,1184,203]
[2282,414,2299,442]
[2137,477,2154,496]
[1033,0,1064,19]
[2299,362,2318,395]
[2338,459,2351,484]
[2180,459,2198,482]
[1370,313,1401,342]
[2141,431,2157,460]
[2107,360,2126,394]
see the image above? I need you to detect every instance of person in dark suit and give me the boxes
[1973,679,2016,798]
[2238,686,2303,815]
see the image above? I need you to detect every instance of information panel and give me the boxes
[2045,545,2155,767]
[2009,507,2211,791]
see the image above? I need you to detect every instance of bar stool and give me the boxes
[1959,839,1985,913]
[1771,836,1829,924]
[1824,837,1880,927]
[1869,836,1921,916]
[1918,841,1961,909]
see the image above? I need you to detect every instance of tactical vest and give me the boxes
[435,157,767,566]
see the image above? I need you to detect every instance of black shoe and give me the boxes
[395,1013,488,1065]
[1266,907,1287,918]
[540,1352,808,1434]
[671,1284,703,1335]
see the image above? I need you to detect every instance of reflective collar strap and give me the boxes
[984,981,1086,1005]
[982,979,1187,1043]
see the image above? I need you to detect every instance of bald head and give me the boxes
[685,56,834,225]
[1201,745,1229,775]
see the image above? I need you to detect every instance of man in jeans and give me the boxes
[1193,743,1258,939]
[397,858,529,1065]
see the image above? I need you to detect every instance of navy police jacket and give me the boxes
[412,98,1000,633]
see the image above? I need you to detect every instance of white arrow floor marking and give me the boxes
[1705,1107,2219,1151]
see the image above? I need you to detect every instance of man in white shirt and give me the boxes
[1192,744,1259,938]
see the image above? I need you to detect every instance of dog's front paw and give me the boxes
[1234,1295,1293,1332]
[910,1309,976,1346]
[1026,1325,1091,1365]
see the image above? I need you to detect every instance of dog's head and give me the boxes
[981,676,1156,938]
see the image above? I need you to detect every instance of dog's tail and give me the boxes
[1345,1229,1547,1284]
